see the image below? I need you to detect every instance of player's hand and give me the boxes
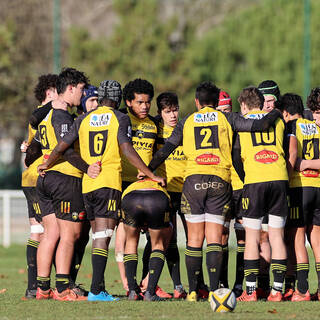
[20,140,29,153]
[152,175,166,187]
[87,162,101,178]
[37,163,48,177]
[137,170,146,180]
[52,99,67,110]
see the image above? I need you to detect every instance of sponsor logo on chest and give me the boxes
[194,112,218,123]
[299,123,318,136]
[254,150,278,163]
[89,113,112,127]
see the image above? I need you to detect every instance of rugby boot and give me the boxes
[291,289,311,301]
[267,290,283,302]
[256,287,270,300]
[283,288,294,301]
[70,283,88,297]
[36,288,54,300]
[237,290,257,302]
[88,291,119,302]
[197,284,209,299]
[186,291,198,302]
[232,285,243,298]
[173,285,187,299]
[128,289,144,301]
[155,286,172,299]
[143,291,165,301]
[23,289,37,299]
[53,288,87,301]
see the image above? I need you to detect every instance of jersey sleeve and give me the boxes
[29,101,52,129]
[114,111,132,145]
[231,133,245,182]
[286,119,297,136]
[226,109,280,132]
[62,114,85,146]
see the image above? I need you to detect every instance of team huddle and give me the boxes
[20,67,320,303]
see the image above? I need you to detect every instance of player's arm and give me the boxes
[296,159,320,171]
[231,133,245,182]
[29,101,52,129]
[225,109,281,132]
[148,118,185,171]
[285,120,297,176]
[24,138,42,167]
[117,112,166,186]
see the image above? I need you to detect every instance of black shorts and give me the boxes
[37,171,86,222]
[83,187,121,221]
[230,189,243,220]
[122,190,170,229]
[181,174,232,221]
[240,180,289,220]
[22,187,42,223]
[287,187,320,227]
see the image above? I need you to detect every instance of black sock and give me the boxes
[141,237,151,281]
[147,250,165,295]
[37,276,50,291]
[257,274,270,291]
[55,274,70,293]
[206,243,223,291]
[26,239,39,291]
[124,254,139,291]
[296,263,309,294]
[69,239,88,284]
[244,259,259,295]
[90,248,108,295]
[219,244,229,288]
[185,246,202,293]
[271,259,287,292]
[234,243,245,287]
[284,275,295,290]
[316,262,320,292]
[166,241,181,288]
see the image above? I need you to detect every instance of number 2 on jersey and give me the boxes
[194,126,219,150]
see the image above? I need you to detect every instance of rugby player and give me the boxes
[21,74,58,299]
[148,82,282,302]
[155,92,187,298]
[116,79,171,298]
[35,68,91,301]
[122,179,172,301]
[216,90,245,296]
[236,87,288,302]
[290,88,320,300]
[38,79,166,302]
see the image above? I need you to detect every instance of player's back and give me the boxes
[77,106,129,193]
[289,118,320,188]
[182,106,233,183]
[239,110,287,184]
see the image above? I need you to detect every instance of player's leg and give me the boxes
[115,221,129,293]
[219,222,230,288]
[233,222,245,297]
[36,213,59,298]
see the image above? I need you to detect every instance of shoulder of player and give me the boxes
[52,109,73,124]
[112,108,130,123]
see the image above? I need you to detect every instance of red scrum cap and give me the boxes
[218,90,232,108]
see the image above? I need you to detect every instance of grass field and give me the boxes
[1,245,320,320]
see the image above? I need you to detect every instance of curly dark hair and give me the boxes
[195,81,220,107]
[34,74,59,103]
[56,67,89,94]
[278,93,304,116]
[123,78,154,105]
[307,88,320,112]
[238,86,264,110]
[156,92,179,112]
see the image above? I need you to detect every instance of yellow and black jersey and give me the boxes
[288,118,320,188]
[162,106,234,183]
[156,121,186,193]
[230,166,243,191]
[122,178,170,199]
[120,108,157,182]
[239,110,288,184]
[37,109,82,178]
[63,106,132,193]
[21,105,43,187]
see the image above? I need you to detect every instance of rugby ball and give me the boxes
[209,288,236,312]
